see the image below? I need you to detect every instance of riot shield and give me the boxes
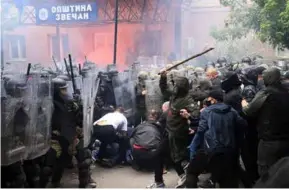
[67,80,74,97]
[1,75,32,166]
[26,75,53,160]
[145,79,163,113]
[82,72,100,148]
[112,72,136,118]
[75,76,83,92]
[131,62,141,81]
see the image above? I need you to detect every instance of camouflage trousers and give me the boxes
[39,133,92,188]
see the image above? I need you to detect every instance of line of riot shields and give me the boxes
[1,61,101,167]
[1,72,53,166]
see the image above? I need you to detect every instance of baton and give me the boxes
[64,58,71,77]
[68,54,76,94]
[78,64,81,75]
[158,47,214,75]
[52,56,61,72]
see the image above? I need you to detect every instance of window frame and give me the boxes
[6,35,26,61]
[48,34,69,61]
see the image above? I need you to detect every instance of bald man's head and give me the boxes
[162,101,169,112]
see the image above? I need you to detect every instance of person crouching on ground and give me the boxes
[90,107,128,167]
[130,110,162,170]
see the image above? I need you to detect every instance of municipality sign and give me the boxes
[36,2,97,24]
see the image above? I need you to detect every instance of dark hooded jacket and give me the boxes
[130,121,161,150]
[159,74,200,162]
[243,68,289,141]
[241,68,258,103]
[191,79,212,103]
[189,103,247,157]
[222,72,243,113]
[160,76,200,134]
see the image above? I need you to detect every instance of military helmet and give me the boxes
[57,74,70,81]
[150,73,159,80]
[52,78,68,90]
[138,71,148,80]
[195,67,204,73]
[217,57,227,64]
[5,77,27,97]
[185,65,195,70]
[241,57,252,65]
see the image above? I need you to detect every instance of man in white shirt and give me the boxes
[91,107,128,167]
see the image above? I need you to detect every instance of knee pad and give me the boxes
[77,149,91,162]
[78,158,92,169]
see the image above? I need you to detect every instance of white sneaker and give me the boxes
[146,182,166,188]
[175,174,186,188]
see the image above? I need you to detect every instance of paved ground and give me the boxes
[62,164,179,188]
[61,163,211,188]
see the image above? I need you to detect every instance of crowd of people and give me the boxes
[91,57,289,188]
[2,56,289,188]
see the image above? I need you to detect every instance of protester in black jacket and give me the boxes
[243,68,289,177]
[241,67,258,103]
[191,79,212,107]
[221,71,243,113]
[158,69,200,188]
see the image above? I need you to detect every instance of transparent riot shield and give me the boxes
[82,72,100,148]
[75,76,83,92]
[112,72,136,118]
[66,80,74,98]
[131,62,141,81]
[1,75,32,166]
[26,75,53,160]
[145,79,163,113]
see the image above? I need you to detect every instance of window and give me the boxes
[7,35,26,60]
[49,34,69,61]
